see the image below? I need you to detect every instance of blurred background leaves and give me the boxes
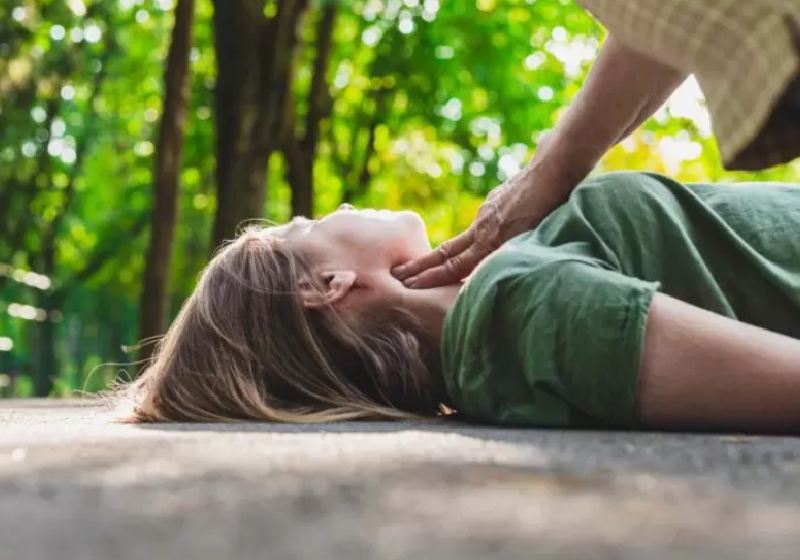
[0,0,798,397]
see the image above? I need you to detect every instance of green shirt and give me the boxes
[441,171,800,428]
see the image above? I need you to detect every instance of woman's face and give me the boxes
[277,204,432,272]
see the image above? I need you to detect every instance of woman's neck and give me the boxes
[400,283,463,346]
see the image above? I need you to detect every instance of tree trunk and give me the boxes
[210,0,309,251]
[138,0,195,367]
[286,3,337,218]
[340,90,390,204]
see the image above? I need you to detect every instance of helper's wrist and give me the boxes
[523,142,591,206]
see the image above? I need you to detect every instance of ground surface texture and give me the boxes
[3,399,800,560]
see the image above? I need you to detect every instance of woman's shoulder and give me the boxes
[453,233,605,324]
[466,233,591,287]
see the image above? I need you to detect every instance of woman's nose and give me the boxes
[338,203,355,211]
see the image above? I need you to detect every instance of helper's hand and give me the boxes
[391,168,546,289]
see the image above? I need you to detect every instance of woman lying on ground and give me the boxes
[127,171,800,432]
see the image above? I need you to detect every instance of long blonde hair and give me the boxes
[126,225,447,423]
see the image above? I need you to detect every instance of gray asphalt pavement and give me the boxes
[2,399,800,560]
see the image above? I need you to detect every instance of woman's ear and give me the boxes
[300,270,357,309]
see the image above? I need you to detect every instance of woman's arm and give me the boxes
[638,293,800,432]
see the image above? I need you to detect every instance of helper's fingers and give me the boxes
[391,228,474,281]
[401,240,489,289]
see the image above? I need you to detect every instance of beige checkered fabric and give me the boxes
[578,0,800,170]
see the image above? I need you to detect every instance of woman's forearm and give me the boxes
[638,293,800,432]
[522,36,688,210]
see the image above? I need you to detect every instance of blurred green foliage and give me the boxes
[0,0,798,397]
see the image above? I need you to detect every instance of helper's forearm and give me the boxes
[525,36,688,205]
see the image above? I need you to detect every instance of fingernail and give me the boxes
[403,277,417,288]
[392,265,406,277]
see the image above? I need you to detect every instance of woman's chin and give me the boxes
[402,211,432,253]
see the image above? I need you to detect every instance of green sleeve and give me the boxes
[488,255,660,427]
